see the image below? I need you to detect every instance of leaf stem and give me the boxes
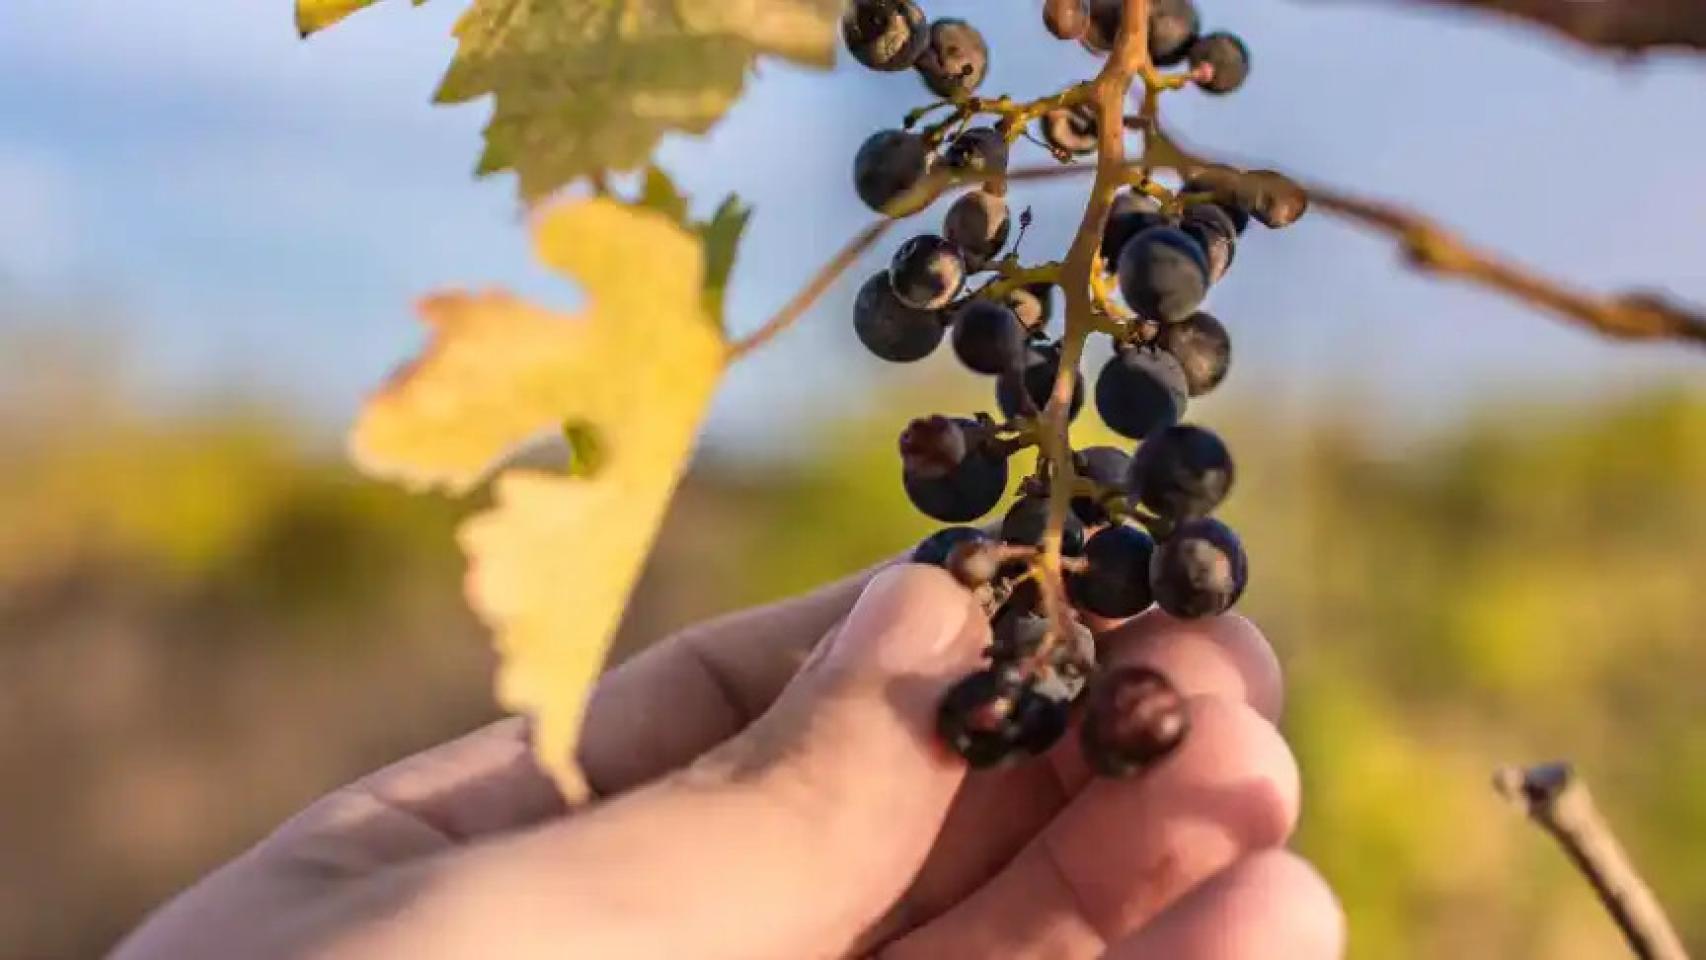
[726,218,894,362]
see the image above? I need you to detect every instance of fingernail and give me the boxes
[823,565,986,677]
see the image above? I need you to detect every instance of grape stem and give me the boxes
[1493,763,1689,960]
[1032,0,1156,670]
[726,218,894,361]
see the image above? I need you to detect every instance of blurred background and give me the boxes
[1,0,1703,956]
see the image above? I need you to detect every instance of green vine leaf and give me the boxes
[436,0,840,202]
[639,166,691,226]
[699,195,753,327]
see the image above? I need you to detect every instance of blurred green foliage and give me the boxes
[1,373,1701,958]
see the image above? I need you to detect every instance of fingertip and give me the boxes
[1103,849,1345,959]
[826,563,989,677]
[1231,849,1346,957]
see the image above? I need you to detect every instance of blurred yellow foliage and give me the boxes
[2,361,1701,958]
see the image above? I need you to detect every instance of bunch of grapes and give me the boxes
[844,0,1306,774]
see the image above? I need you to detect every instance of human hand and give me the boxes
[113,563,1342,959]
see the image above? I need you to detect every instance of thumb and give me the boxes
[394,565,988,960]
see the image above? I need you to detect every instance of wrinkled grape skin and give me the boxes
[915,19,988,98]
[1081,666,1189,776]
[1039,103,1098,156]
[903,418,1009,522]
[1127,423,1234,520]
[1189,32,1250,95]
[889,235,967,311]
[1158,311,1231,396]
[912,526,991,567]
[1150,517,1248,618]
[841,0,930,72]
[944,190,1010,272]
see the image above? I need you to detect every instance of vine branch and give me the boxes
[1406,0,1706,54]
[726,218,894,361]
[1004,158,1706,348]
[1304,186,1706,346]
[1493,763,1689,960]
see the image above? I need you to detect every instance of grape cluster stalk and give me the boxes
[844,0,1308,774]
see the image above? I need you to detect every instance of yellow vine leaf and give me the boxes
[295,0,426,37]
[351,198,727,797]
[436,0,840,201]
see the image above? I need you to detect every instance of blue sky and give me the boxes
[0,0,1701,450]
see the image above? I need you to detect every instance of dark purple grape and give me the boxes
[1150,517,1248,618]
[999,495,1087,555]
[890,234,967,310]
[1243,170,1309,229]
[842,0,929,72]
[937,669,1025,768]
[854,130,931,214]
[1094,347,1188,440]
[1127,423,1234,519]
[1081,666,1189,776]
[1072,445,1131,524]
[1012,691,1072,753]
[951,299,1029,375]
[946,127,1009,178]
[1007,283,1054,330]
[1179,204,1238,283]
[995,343,1084,421]
[1116,226,1210,324]
[1149,0,1201,65]
[1182,167,1251,233]
[915,19,988,97]
[938,668,1076,766]
[1085,0,1199,65]
[903,418,1009,522]
[1157,312,1230,397]
[1102,207,1172,266]
[1188,32,1250,95]
[853,271,945,362]
[945,536,1003,587]
[912,526,991,567]
[944,190,1010,272]
[899,414,968,479]
[1043,0,1089,41]
[1068,524,1157,618]
[1039,103,1098,156]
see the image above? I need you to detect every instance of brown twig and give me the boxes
[1306,186,1706,346]
[1005,159,1706,348]
[725,218,895,361]
[1406,0,1706,55]
[1493,763,1690,960]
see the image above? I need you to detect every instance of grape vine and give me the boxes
[841,0,1292,772]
